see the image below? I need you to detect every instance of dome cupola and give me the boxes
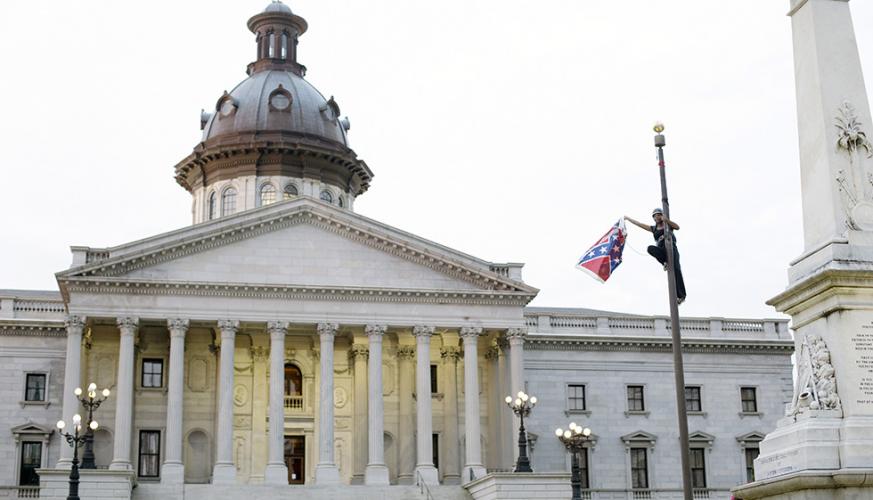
[174,1,373,224]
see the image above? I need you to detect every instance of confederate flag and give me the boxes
[576,219,627,283]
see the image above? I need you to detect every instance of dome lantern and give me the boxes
[246,1,309,77]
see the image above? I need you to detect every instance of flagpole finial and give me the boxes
[653,122,665,133]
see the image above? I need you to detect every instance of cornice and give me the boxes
[767,268,873,320]
[526,335,794,354]
[0,321,66,338]
[59,205,537,300]
[61,277,532,306]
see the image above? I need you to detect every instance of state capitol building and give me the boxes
[0,3,793,499]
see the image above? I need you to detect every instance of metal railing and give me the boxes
[415,470,434,500]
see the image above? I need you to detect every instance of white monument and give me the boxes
[734,0,873,498]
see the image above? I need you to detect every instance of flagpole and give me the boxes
[654,123,693,500]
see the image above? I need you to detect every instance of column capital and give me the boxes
[317,322,338,338]
[117,317,140,334]
[413,325,435,338]
[167,318,189,337]
[217,319,239,336]
[64,315,86,331]
[267,321,289,339]
[349,344,369,360]
[440,346,461,362]
[484,344,499,361]
[397,346,416,360]
[250,346,269,362]
[460,326,483,340]
[365,324,387,338]
[505,327,527,344]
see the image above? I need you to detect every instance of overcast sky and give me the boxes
[1,1,872,320]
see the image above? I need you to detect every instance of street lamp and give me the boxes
[74,382,110,469]
[57,414,99,500]
[653,122,693,500]
[505,391,537,473]
[555,423,592,500]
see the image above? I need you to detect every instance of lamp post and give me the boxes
[654,122,693,500]
[504,391,537,473]
[555,423,592,500]
[57,414,98,500]
[75,382,110,469]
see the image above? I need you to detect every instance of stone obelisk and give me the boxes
[734,1,873,498]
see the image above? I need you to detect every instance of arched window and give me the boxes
[319,190,333,204]
[281,32,288,59]
[259,183,276,206]
[338,196,345,208]
[283,184,298,200]
[207,192,217,220]
[222,187,237,216]
[268,32,275,58]
[284,364,302,396]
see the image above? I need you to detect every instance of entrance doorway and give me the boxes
[284,436,305,484]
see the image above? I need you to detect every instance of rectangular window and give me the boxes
[627,385,645,412]
[432,433,440,469]
[19,442,42,486]
[690,448,707,488]
[630,448,648,489]
[138,431,160,478]
[142,359,164,388]
[430,364,438,394]
[741,387,758,413]
[567,384,586,411]
[685,386,702,412]
[25,374,46,402]
[578,448,590,489]
[745,447,760,483]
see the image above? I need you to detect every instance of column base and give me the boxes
[396,473,414,485]
[160,461,185,484]
[314,463,340,484]
[264,462,289,485]
[462,464,487,483]
[364,463,390,485]
[414,465,439,486]
[212,462,237,484]
[54,458,73,470]
[109,460,132,471]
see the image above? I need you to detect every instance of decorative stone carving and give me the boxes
[233,385,249,407]
[334,387,348,408]
[505,327,527,341]
[167,318,190,334]
[365,324,387,337]
[82,327,93,350]
[396,346,416,359]
[64,315,86,331]
[413,325,435,338]
[484,344,499,361]
[440,346,461,362]
[218,319,240,334]
[460,326,483,339]
[789,334,842,415]
[116,317,139,332]
[233,415,252,429]
[267,321,288,338]
[834,101,873,230]
[250,346,268,362]
[317,323,338,338]
[349,344,369,360]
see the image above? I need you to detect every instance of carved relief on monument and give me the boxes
[834,101,873,230]
[789,334,841,415]
[383,361,395,396]
[333,387,348,408]
[233,384,249,407]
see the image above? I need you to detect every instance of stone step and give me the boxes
[134,483,472,500]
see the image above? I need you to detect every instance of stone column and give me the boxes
[161,318,189,483]
[484,343,502,472]
[460,327,487,482]
[506,328,527,464]
[265,321,289,484]
[396,342,416,484]
[212,319,239,484]
[440,336,461,484]
[413,326,439,485]
[57,315,85,468]
[497,337,513,469]
[365,324,390,484]
[314,322,340,484]
[349,340,368,484]
[110,317,138,470]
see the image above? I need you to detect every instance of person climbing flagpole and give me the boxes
[651,122,693,500]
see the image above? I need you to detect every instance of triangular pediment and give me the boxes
[620,430,657,444]
[736,431,765,444]
[688,431,716,445]
[58,199,537,300]
[11,422,53,436]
